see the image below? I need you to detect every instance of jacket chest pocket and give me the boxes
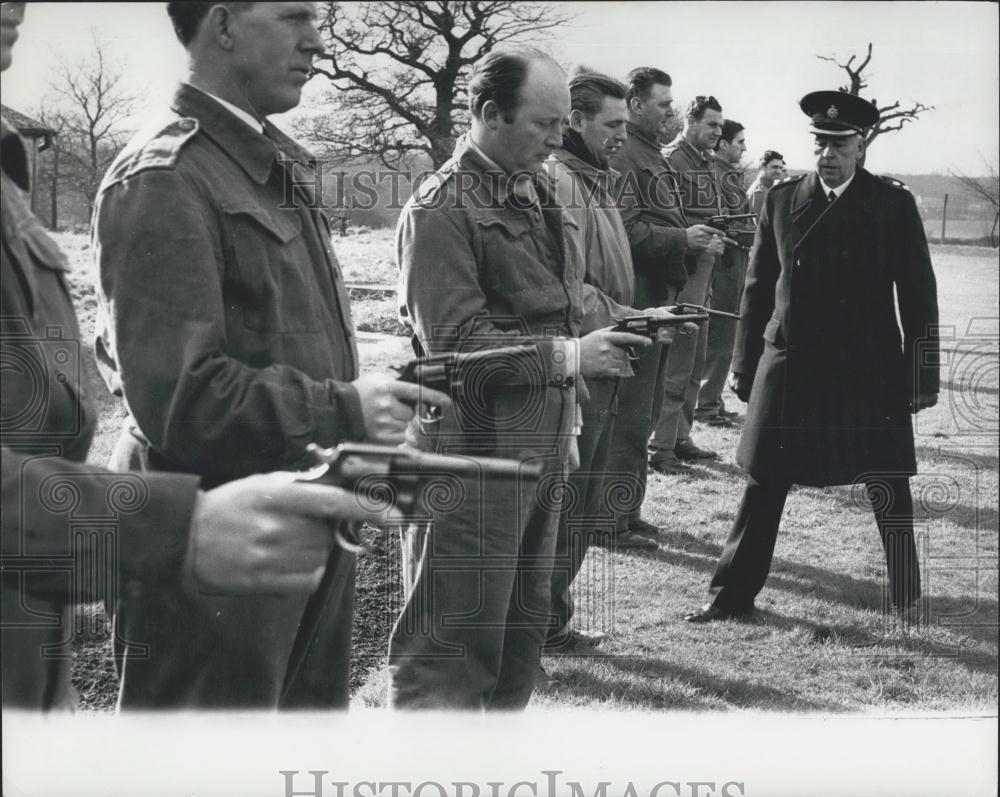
[221,201,322,333]
[474,210,564,293]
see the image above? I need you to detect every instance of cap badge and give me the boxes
[827,105,839,119]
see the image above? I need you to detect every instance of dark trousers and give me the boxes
[708,476,921,610]
[605,342,669,531]
[548,378,619,642]
[696,253,746,416]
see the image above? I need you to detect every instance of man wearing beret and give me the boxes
[685,91,939,622]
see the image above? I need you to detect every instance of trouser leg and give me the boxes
[707,477,790,611]
[866,476,921,607]
[697,255,746,416]
[675,314,711,445]
[650,253,716,453]
[606,343,668,531]
[548,379,617,641]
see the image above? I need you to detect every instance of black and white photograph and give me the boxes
[2,2,997,795]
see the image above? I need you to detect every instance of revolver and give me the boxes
[295,442,541,552]
[613,309,710,365]
[707,213,758,252]
[394,343,540,423]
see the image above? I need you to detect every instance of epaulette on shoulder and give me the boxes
[878,175,911,192]
[107,117,200,184]
[772,174,805,190]
[413,167,456,203]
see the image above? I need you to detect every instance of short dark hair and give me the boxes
[759,149,784,169]
[716,119,745,150]
[468,47,555,121]
[166,2,214,45]
[625,67,672,105]
[686,95,723,122]
[569,70,627,118]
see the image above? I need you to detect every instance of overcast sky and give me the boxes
[2,1,997,175]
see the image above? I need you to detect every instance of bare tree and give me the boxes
[45,35,138,217]
[951,159,1000,247]
[304,1,575,169]
[816,43,933,154]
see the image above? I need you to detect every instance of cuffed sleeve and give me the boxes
[1,448,199,601]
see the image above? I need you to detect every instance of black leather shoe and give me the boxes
[683,602,755,623]
[674,440,718,461]
[649,454,691,474]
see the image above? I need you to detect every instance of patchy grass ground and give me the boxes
[56,229,997,713]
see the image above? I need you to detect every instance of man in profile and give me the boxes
[607,68,723,540]
[695,118,751,426]
[93,2,445,708]
[393,48,648,708]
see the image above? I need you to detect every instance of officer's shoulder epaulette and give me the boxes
[771,174,805,190]
[878,175,911,193]
[106,117,200,184]
[412,162,459,204]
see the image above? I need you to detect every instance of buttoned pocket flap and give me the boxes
[474,210,531,240]
[221,201,302,243]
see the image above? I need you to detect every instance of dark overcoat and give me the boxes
[733,167,939,487]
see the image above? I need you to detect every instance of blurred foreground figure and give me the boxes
[1,0,392,711]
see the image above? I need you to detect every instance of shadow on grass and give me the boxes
[622,530,999,648]
[913,445,999,471]
[752,608,998,676]
[547,653,847,712]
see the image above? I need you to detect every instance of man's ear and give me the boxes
[568,108,586,133]
[206,3,237,50]
[480,99,502,130]
[628,95,643,116]
[855,136,866,162]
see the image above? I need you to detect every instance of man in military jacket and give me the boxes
[1,1,393,711]
[392,49,648,709]
[685,92,939,622]
[93,2,441,708]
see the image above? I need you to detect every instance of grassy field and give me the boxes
[56,229,998,714]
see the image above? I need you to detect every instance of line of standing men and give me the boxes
[3,0,940,712]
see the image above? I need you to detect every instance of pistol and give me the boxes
[296,442,541,552]
[707,213,758,251]
[613,310,709,365]
[671,302,741,321]
[394,343,540,422]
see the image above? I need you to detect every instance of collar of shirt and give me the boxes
[466,135,540,208]
[818,170,855,200]
[188,84,265,134]
[172,83,298,185]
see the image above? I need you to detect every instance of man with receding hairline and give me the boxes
[392,48,649,709]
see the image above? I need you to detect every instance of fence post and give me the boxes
[940,193,948,243]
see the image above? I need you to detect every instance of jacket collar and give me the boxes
[171,83,316,185]
[791,167,875,248]
[453,134,558,208]
[625,121,662,153]
[550,147,620,183]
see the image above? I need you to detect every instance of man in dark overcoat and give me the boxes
[685,91,939,622]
